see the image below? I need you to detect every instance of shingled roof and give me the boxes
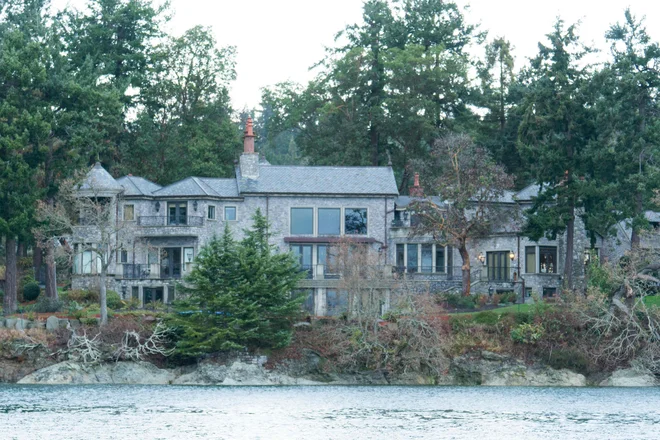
[116,175,162,196]
[79,163,123,194]
[153,177,239,198]
[237,165,399,196]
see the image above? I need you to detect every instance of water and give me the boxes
[0,385,659,439]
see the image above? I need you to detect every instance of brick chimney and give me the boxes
[409,173,424,197]
[240,117,259,179]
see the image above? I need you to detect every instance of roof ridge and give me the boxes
[126,176,143,195]
[191,176,215,196]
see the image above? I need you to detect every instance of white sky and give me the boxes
[52,0,660,109]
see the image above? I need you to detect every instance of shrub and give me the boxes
[473,311,500,326]
[33,298,64,313]
[0,289,4,303]
[510,323,545,345]
[61,289,99,305]
[80,317,98,326]
[23,282,41,302]
[122,297,141,311]
[106,291,123,310]
[513,311,531,325]
[476,295,488,308]
[443,294,475,310]
[492,294,501,306]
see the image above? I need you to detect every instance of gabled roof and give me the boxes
[395,196,446,209]
[116,175,162,196]
[79,163,123,194]
[515,184,543,201]
[153,177,239,198]
[237,166,399,196]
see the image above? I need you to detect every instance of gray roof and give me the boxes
[153,177,239,198]
[79,163,123,193]
[515,184,542,201]
[238,166,399,195]
[395,196,446,209]
[116,175,162,196]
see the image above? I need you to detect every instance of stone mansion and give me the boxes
[71,119,650,315]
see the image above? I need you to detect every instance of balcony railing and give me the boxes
[121,263,183,279]
[479,266,521,282]
[137,216,204,227]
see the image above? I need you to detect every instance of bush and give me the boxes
[33,297,64,313]
[61,289,99,305]
[476,294,488,308]
[473,311,500,326]
[492,294,501,306]
[23,282,41,302]
[443,294,476,310]
[0,289,4,303]
[106,291,123,310]
[510,323,545,345]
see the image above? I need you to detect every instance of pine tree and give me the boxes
[170,211,304,357]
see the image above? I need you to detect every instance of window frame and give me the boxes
[290,207,314,235]
[539,246,558,274]
[224,205,237,222]
[207,205,216,220]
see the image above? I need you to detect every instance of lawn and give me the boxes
[644,295,660,307]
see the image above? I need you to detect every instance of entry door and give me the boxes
[161,248,182,279]
[168,202,187,225]
[144,287,164,304]
[291,244,313,278]
[487,251,509,281]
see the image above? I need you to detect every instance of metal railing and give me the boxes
[137,216,204,227]
[478,266,521,282]
[122,264,151,279]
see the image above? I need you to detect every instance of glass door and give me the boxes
[487,251,510,281]
[291,244,313,278]
[161,248,182,279]
[168,202,187,225]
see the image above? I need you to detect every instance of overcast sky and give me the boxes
[53,0,660,110]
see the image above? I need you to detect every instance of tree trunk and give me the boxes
[564,204,575,290]
[99,270,108,326]
[458,241,471,296]
[33,244,43,285]
[631,192,643,248]
[44,243,58,300]
[4,237,18,315]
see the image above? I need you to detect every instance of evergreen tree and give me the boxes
[170,211,304,357]
[518,19,596,288]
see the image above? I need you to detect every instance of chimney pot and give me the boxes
[243,117,255,154]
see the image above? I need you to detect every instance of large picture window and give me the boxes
[291,208,313,234]
[344,208,367,235]
[224,206,237,221]
[318,208,340,235]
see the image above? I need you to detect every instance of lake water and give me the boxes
[1,385,659,439]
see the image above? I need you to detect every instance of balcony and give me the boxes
[137,216,204,227]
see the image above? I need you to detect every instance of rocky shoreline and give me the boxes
[8,350,659,387]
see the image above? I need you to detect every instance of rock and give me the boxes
[0,319,5,328]
[14,319,29,330]
[69,319,82,330]
[173,362,229,385]
[30,320,46,330]
[46,316,59,331]
[600,368,659,387]
[58,319,70,329]
[5,318,17,329]
[450,351,586,387]
[18,361,176,385]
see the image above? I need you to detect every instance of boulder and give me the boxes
[58,319,70,329]
[45,316,59,331]
[14,319,29,330]
[5,318,17,329]
[0,319,5,328]
[600,368,659,387]
[173,362,229,385]
[17,361,176,385]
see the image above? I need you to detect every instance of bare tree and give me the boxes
[412,134,515,295]
[34,174,135,326]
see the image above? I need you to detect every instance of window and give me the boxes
[407,244,419,272]
[148,249,159,265]
[435,246,445,273]
[525,287,533,298]
[184,247,194,271]
[318,208,341,235]
[543,287,557,297]
[118,250,128,264]
[326,290,349,316]
[208,205,216,220]
[291,208,313,234]
[224,206,237,221]
[82,250,94,274]
[539,246,557,273]
[487,251,510,281]
[411,213,422,227]
[344,208,367,235]
[124,204,134,221]
[291,244,313,278]
[396,244,405,271]
[525,246,536,274]
[168,202,187,225]
[421,244,433,273]
[131,286,139,299]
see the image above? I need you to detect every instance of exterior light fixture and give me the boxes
[477,252,485,264]
[509,251,515,261]
[193,200,198,212]
[155,201,160,212]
